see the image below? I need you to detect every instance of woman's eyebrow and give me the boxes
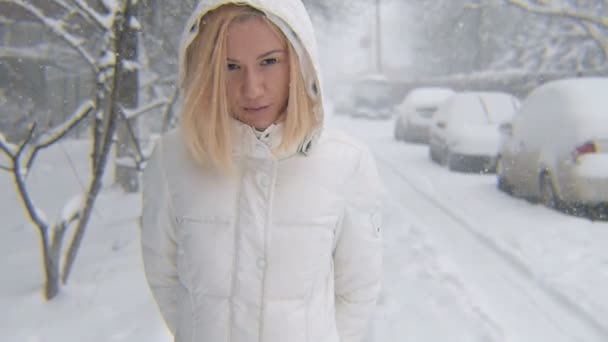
[227,49,286,62]
[256,49,285,59]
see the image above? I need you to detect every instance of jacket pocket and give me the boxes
[175,216,234,297]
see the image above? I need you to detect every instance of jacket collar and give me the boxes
[230,119,308,160]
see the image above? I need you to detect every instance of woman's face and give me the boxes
[225,16,290,130]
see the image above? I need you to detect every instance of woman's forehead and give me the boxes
[226,16,287,54]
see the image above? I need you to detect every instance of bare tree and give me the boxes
[499,0,608,71]
[0,102,92,300]
[0,0,165,300]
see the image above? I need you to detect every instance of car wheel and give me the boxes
[540,172,560,210]
[496,157,513,194]
[447,152,466,172]
[589,204,608,221]
[441,148,450,166]
[447,152,456,170]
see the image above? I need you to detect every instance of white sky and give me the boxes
[315,1,414,83]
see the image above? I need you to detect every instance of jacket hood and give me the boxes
[178,0,326,153]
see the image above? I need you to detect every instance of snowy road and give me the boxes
[2,116,608,341]
[327,115,608,342]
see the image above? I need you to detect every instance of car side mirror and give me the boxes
[499,122,513,136]
[436,121,447,129]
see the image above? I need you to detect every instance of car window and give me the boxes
[416,106,438,118]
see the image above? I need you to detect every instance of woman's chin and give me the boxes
[237,114,277,131]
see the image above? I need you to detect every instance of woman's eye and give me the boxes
[261,58,278,66]
[227,63,240,71]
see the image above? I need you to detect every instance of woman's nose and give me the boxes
[243,69,264,100]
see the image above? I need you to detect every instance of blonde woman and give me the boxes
[141,1,384,341]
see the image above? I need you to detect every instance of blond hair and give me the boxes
[180,4,319,171]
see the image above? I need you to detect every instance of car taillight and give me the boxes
[572,141,597,162]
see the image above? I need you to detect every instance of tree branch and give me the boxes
[118,111,146,169]
[16,123,37,158]
[67,0,110,30]
[1,130,49,269]
[121,98,168,120]
[162,86,180,132]
[0,0,97,68]
[13,152,48,232]
[62,0,131,284]
[507,0,608,27]
[581,21,608,60]
[0,134,15,157]
[25,100,94,171]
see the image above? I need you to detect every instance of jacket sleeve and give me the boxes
[140,140,184,336]
[334,146,384,342]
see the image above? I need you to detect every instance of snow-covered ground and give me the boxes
[1,115,607,341]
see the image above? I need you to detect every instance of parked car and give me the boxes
[394,87,455,143]
[429,91,519,173]
[328,81,354,116]
[350,74,395,119]
[496,78,608,219]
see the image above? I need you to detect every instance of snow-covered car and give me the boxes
[394,87,455,143]
[350,74,395,119]
[496,78,608,218]
[328,82,354,116]
[429,91,519,173]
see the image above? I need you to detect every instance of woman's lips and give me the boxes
[244,105,270,113]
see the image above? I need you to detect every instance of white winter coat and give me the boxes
[141,1,384,342]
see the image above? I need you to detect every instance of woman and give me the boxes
[141,1,384,341]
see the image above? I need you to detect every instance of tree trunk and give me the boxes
[115,0,141,193]
[41,231,60,300]
[61,1,135,284]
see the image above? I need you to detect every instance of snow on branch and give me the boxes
[581,21,608,58]
[60,194,84,223]
[121,98,169,120]
[0,0,96,67]
[507,0,608,27]
[25,99,94,170]
[118,111,147,170]
[67,0,113,30]
[122,59,140,71]
[35,100,94,148]
[129,16,141,30]
[0,132,17,156]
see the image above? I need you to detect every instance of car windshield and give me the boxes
[451,94,517,124]
[416,106,438,118]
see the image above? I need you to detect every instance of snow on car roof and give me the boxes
[358,73,390,82]
[536,77,608,135]
[405,87,455,107]
[540,78,608,115]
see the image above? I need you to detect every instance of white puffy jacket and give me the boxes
[141,1,383,342]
